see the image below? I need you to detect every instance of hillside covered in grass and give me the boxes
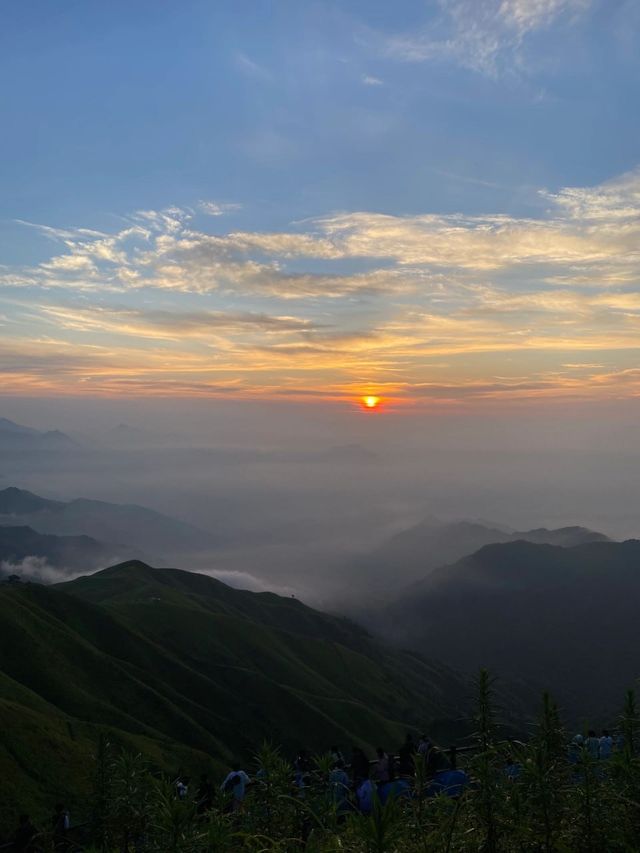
[0,560,478,832]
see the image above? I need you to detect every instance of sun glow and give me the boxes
[361,395,382,410]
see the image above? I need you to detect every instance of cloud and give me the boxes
[198,201,243,217]
[541,169,640,221]
[384,0,591,77]
[0,556,81,583]
[36,304,324,340]
[562,363,605,369]
[499,0,588,34]
[9,169,638,299]
[40,255,99,276]
[362,74,384,86]
[2,167,640,403]
[234,51,273,82]
[199,568,298,596]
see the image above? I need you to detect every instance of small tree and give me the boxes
[516,692,569,850]
[468,669,504,853]
[108,751,154,851]
[89,733,114,852]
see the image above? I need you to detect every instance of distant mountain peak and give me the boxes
[0,487,61,514]
[0,485,214,554]
[101,559,156,574]
[441,520,505,534]
[0,419,76,449]
[346,515,613,603]
[0,523,121,581]
[0,417,40,436]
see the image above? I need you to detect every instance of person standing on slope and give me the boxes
[221,766,251,812]
[398,733,416,776]
[373,747,391,784]
[600,729,614,759]
[329,759,351,816]
[585,730,600,759]
[350,747,370,788]
[51,803,70,850]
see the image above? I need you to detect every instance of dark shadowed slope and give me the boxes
[377,539,640,720]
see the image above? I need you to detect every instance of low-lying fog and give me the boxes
[2,395,639,605]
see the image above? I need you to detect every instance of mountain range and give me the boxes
[373,538,640,721]
[0,525,131,579]
[344,518,610,601]
[0,487,215,561]
[0,418,77,451]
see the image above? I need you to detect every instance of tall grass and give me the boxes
[65,679,640,851]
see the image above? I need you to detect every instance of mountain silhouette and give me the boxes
[0,486,216,559]
[0,418,77,450]
[345,518,610,600]
[0,525,138,577]
[377,538,640,719]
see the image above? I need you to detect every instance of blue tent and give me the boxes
[425,769,469,798]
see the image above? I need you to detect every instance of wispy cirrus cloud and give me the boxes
[36,304,323,340]
[383,0,591,77]
[234,51,273,82]
[198,201,243,217]
[541,169,640,221]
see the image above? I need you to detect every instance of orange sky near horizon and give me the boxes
[1,170,639,407]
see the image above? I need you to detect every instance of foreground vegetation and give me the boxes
[12,673,640,852]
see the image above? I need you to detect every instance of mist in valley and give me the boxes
[1,394,639,606]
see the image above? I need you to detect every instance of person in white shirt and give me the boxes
[599,729,613,759]
[418,734,432,757]
[221,768,251,812]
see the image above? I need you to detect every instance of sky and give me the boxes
[1,0,639,408]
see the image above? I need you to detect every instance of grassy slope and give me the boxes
[0,561,472,835]
[0,691,214,836]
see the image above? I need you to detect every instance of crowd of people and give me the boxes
[208,733,469,818]
[211,727,629,816]
[569,729,617,761]
[6,728,626,850]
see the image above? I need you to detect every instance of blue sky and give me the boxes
[1,0,639,404]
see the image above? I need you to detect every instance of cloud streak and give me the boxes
[1,169,639,403]
[383,0,591,77]
[6,171,638,298]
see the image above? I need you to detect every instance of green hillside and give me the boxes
[0,561,474,835]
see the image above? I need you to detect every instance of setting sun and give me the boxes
[361,395,381,410]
